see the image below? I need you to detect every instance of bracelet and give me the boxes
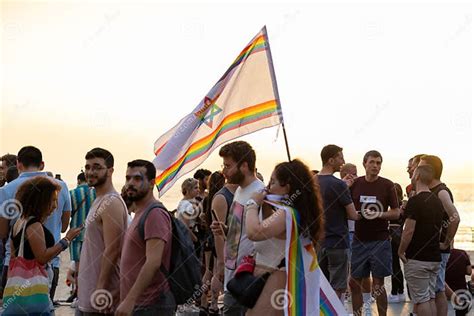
[58,238,69,251]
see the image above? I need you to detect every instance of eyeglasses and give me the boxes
[84,165,108,172]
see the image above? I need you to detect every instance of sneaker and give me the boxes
[397,293,406,302]
[387,293,400,303]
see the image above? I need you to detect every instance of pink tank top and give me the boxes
[77,193,128,313]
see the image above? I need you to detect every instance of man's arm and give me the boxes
[210,195,228,281]
[0,188,10,239]
[398,218,416,263]
[60,183,72,233]
[116,238,165,316]
[438,190,460,248]
[61,211,71,233]
[345,203,360,220]
[380,207,400,221]
[0,218,9,239]
[96,197,126,290]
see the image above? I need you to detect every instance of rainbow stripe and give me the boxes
[285,205,345,316]
[219,34,267,81]
[155,100,279,191]
[287,207,306,316]
[154,31,269,159]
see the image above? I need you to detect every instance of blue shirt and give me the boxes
[318,174,353,249]
[70,184,96,241]
[0,171,71,267]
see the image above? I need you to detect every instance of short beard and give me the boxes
[227,169,245,185]
[127,189,149,202]
[88,174,107,188]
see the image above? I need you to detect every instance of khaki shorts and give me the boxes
[404,259,440,304]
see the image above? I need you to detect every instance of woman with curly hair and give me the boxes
[4,176,82,315]
[245,159,324,315]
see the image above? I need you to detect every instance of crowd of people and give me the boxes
[0,143,472,316]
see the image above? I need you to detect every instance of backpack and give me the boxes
[138,202,202,305]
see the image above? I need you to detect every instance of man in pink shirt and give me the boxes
[116,159,174,316]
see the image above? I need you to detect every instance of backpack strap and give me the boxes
[138,201,168,240]
[137,202,173,278]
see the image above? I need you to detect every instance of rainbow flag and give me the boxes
[265,200,348,316]
[153,26,282,196]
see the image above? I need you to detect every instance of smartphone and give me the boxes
[211,208,219,222]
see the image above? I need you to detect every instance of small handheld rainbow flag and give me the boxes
[265,200,348,316]
[153,26,282,196]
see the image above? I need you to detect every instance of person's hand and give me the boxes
[65,226,83,242]
[116,297,134,316]
[342,174,356,187]
[250,190,267,206]
[361,208,381,220]
[210,221,227,236]
[398,252,407,264]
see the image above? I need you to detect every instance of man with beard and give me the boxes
[77,148,128,316]
[210,141,264,316]
[116,159,175,316]
[0,154,17,187]
[0,146,71,304]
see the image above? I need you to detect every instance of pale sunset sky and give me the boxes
[1,1,472,202]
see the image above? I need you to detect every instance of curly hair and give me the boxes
[15,176,61,222]
[273,159,324,247]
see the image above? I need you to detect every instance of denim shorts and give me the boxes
[435,253,450,293]
[351,239,392,278]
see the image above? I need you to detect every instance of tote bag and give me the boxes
[2,218,52,315]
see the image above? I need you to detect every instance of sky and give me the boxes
[1,1,472,203]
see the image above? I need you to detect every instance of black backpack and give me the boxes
[138,202,202,305]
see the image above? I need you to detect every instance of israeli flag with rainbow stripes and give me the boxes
[153,26,282,196]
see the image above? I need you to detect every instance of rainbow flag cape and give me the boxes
[265,200,348,316]
[153,26,282,196]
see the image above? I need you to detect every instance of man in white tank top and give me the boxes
[211,141,264,316]
[77,148,128,315]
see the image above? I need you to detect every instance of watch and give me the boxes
[245,199,258,207]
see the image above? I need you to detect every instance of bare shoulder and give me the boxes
[212,194,227,209]
[99,194,126,218]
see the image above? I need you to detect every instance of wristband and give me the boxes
[59,238,69,251]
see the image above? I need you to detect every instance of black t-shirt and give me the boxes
[404,191,444,262]
[430,183,454,254]
[12,218,55,260]
[446,248,471,292]
[318,175,353,249]
[350,176,399,242]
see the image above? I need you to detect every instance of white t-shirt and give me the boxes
[177,199,198,228]
[224,178,265,290]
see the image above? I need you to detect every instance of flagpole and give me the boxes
[262,25,291,162]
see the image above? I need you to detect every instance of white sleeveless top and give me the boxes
[254,208,285,269]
